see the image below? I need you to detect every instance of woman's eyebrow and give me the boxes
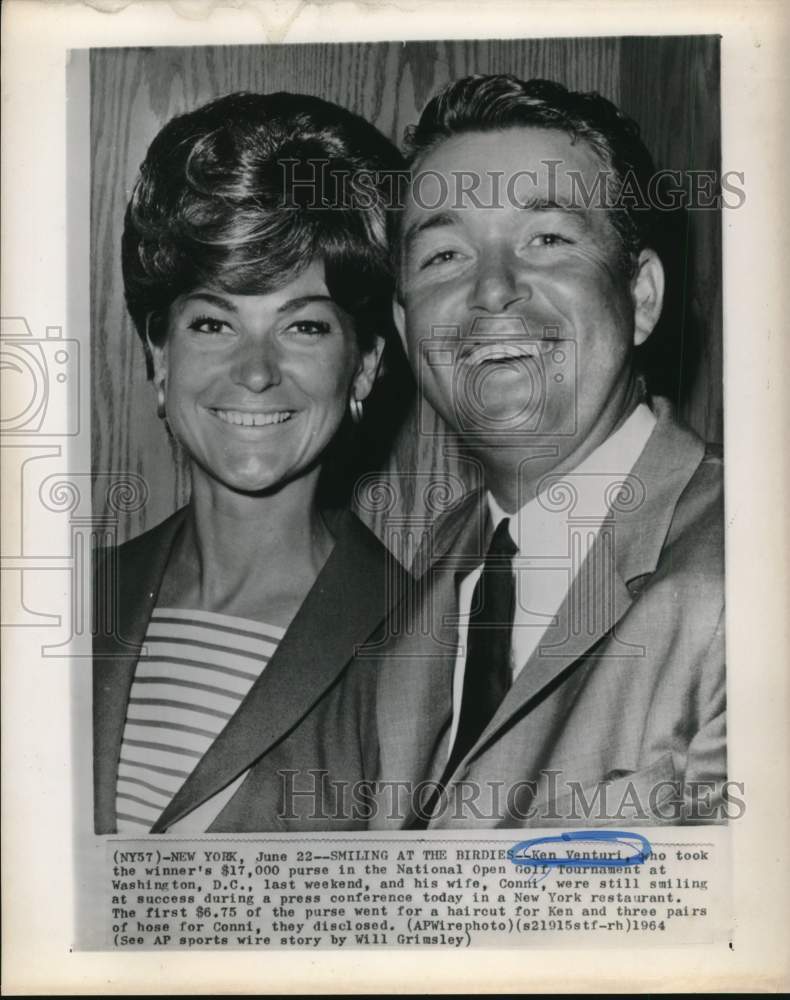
[180,292,335,313]
[276,294,335,313]
[182,291,239,312]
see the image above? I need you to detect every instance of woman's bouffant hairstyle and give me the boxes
[403,74,659,274]
[122,91,414,503]
[122,90,405,373]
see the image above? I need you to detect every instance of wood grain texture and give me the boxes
[620,36,723,445]
[90,38,722,558]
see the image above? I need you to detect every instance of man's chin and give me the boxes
[448,416,571,444]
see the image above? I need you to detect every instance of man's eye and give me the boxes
[527,233,571,248]
[288,320,332,336]
[188,315,230,334]
[421,249,462,269]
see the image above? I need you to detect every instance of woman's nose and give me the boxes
[469,253,532,313]
[230,337,281,392]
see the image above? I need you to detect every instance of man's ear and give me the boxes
[392,296,406,347]
[631,248,665,346]
[353,335,385,402]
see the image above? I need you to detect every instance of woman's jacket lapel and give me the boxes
[93,507,406,834]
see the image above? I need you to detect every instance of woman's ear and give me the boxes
[146,335,169,420]
[631,248,665,347]
[353,335,385,402]
[146,331,168,387]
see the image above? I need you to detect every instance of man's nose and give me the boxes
[469,253,531,313]
[230,337,281,392]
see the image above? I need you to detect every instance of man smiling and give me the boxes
[370,76,725,829]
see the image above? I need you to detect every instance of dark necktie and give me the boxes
[409,517,518,829]
[446,516,518,775]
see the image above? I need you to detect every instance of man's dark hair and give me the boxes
[402,74,658,273]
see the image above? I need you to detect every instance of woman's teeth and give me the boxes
[212,409,293,427]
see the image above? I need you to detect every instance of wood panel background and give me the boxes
[90,38,722,560]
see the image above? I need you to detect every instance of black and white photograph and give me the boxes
[91,37,725,834]
[2,0,788,993]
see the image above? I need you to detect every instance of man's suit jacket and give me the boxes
[371,398,725,829]
[93,508,406,834]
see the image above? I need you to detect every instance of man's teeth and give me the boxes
[212,409,293,427]
[467,342,541,363]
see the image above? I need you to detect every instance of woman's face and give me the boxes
[150,260,382,496]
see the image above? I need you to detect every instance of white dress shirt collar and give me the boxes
[486,402,658,549]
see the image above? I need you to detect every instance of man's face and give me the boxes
[395,127,662,475]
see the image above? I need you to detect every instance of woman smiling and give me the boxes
[93,92,410,834]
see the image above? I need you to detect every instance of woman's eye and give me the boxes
[527,233,571,248]
[421,249,462,269]
[187,315,230,334]
[288,320,332,336]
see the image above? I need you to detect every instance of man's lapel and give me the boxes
[469,528,635,760]
[410,488,487,580]
[372,563,457,803]
[373,494,490,809]
[150,512,407,833]
[92,508,188,833]
[453,398,707,771]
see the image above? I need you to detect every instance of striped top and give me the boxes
[115,607,285,833]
